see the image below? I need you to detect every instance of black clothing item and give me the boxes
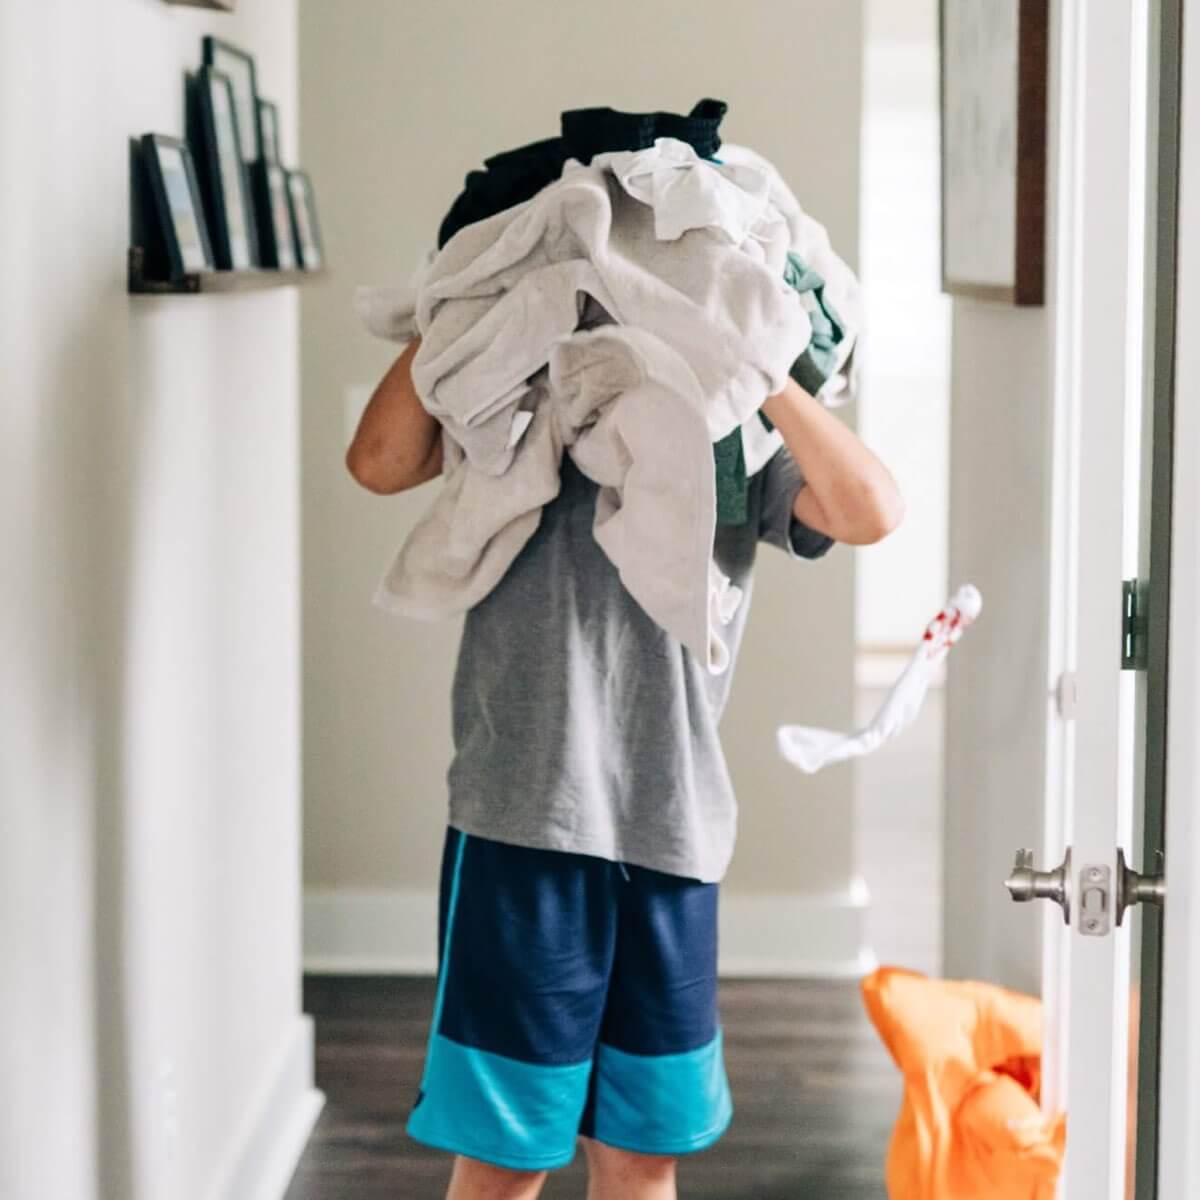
[436,99,728,248]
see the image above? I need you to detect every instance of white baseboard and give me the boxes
[718,881,878,978]
[203,1015,325,1200]
[304,882,874,980]
[305,888,440,974]
[857,647,947,690]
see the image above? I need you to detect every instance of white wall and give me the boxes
[298,0,868,974]
[941,302,1055,993]
[857,0,951,648]
[0,4,318,1199]
[939,0,1062,993]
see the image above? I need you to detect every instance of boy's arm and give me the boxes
[346,337,444,494]
[761,378,904,545]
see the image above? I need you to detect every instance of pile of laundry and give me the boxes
[357,99,862,673]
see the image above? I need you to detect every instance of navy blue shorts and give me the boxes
[406,828,732,1171]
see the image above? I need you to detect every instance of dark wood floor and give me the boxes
[283,975,900,1199]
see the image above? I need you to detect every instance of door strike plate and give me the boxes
[1079,863,1112,936]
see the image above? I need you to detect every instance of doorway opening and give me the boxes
[855,0,951,978]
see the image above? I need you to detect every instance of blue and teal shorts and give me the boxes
[406,827,733,1171]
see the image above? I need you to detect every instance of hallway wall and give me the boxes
[941,5,1061,991]
[0,3,317,1198]
[297,0,869,975]
[943,303,1055,992]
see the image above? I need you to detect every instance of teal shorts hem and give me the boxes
[405,1117,579,1173]
[585,1102,734,1158]
[406,1032,591,1171]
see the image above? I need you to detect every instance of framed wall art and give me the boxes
[127,34,329,292]
[188,67,259,269]
[253,160,298,270]
[939,0,1048,304]
[202,36,260,163]
[285,169,324,270]
[138,133,215,281]
[257,98,282,165]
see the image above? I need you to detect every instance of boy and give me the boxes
[347,336,902,1199]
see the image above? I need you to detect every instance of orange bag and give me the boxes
[861,967,1066,1200]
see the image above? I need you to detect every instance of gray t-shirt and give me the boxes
[445,443,834,882]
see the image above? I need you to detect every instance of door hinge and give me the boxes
[1121,578,1149,670]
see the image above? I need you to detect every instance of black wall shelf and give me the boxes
[128,246,325,294]
[163,0,235,10]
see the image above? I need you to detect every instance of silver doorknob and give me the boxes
[1115,848,1165,926]
[1004,846,1072,924]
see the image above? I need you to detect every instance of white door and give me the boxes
[1010,2,1184,1197]
[1157,0,1200,1193]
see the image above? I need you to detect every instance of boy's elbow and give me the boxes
[345,440,407,494]
[830,476,904,545]
[856,480,905,544]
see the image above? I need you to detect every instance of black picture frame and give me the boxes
[939,0,1048,305]
[285,170,324,270]
[257,98,281,165]
[139,133,215,281]
[187,67,259,270]
[201,36,260,163]
[251,160,298,270]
